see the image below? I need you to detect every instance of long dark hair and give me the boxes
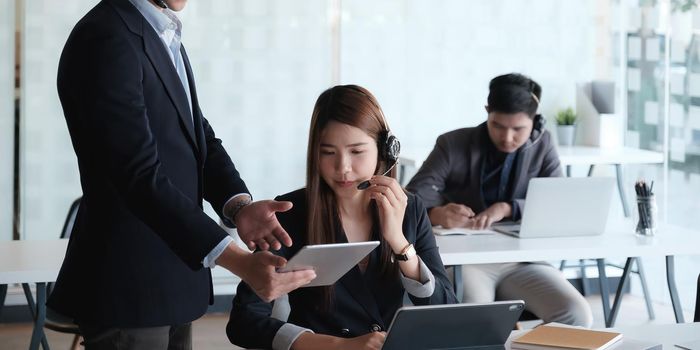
[487,73,541,117]
[305,85,398,309]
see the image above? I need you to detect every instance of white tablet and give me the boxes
[277,241,380,287]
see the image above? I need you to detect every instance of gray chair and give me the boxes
[44,197,82,350]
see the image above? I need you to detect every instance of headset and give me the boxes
[357,130,401,190]
[335,85,401,190]
[521,90,546,150]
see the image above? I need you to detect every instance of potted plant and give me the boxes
[555,107,577,146]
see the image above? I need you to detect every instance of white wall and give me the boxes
[18,0,610,239]
[341,0,605,163]
[179,0,333,206]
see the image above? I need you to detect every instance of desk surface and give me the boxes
[0,239,67,284]
[557,146,664,166]
[506,322,700,348]
[436,222,700,266]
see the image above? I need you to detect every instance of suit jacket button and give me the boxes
[370,324,382,332]
[340,328,350,336]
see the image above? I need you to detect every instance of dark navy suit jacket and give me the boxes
[48,0,248,327]
[227,188,457,349]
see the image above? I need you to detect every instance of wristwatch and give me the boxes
[392,243,416,262]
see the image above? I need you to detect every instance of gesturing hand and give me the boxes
[235,200,293,251]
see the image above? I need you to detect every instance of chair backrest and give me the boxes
[695,273,699,322]
[48,197,81,296]
[60,197,81,239]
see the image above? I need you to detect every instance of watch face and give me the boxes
[406,244,416,258]
[393,244,416,261]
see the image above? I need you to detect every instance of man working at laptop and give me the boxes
[406,73,593,327]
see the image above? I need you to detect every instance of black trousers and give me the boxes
[78,323,192,350]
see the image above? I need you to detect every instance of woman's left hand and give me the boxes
[365,175,408,250]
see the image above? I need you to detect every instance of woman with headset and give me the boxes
[227,85,457,350]
[406,73,593,327]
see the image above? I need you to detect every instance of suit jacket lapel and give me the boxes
[141,19,198,151]
[180,46,206,161]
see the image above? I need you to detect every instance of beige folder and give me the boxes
[512,325,622,350]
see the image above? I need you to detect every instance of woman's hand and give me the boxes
[292,331,386,350]
[342,332,387,350]
[468,202,512,230]
[365,175,408,250]
[365,176,422,280]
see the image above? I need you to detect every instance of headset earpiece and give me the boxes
[533,114,545,132]
[357,130,401,190]
[379,130,401,163]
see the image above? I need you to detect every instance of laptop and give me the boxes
[382,301,525,350]
[492,177,616,238]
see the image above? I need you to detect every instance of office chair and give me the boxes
[694,273,699,322]
[44,197,82,350]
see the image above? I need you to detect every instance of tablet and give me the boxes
[382,301,525,350]
[277,241,380,287]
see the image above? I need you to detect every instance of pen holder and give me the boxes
[635,195,657,236]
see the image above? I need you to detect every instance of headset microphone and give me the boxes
[357,159,399,190]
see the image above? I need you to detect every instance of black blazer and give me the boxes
[227,189,457,349]
[406,123,562,219]
[47,0,248,327]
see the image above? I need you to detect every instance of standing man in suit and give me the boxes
[406,73,592,327]
[48,0,316,348]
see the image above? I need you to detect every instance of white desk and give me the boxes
[436,222,700,326]
[0,239,68,350]
[505,322,700,349]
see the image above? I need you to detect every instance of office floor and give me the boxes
[0,294,695,349]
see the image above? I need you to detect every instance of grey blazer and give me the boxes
[406,122,562,219]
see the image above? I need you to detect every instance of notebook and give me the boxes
[511,324,622,350]
[433,226,497,236]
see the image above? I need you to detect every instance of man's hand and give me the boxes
[468,202,512,230]
[234,200,293,251]
[428,203,475,228]
[217,244,316,302]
